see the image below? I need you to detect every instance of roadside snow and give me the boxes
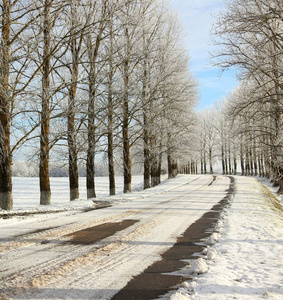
[0,175,172,215]
[1,175,283,299]
[169,176,283,300]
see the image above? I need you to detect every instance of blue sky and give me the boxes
[170,0,239,110]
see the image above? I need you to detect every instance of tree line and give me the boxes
[0,0,198,210]
[181,0,282,194]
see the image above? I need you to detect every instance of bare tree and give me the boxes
[212,0,283,192]
[0,0,12,210]
[65,0,84,201]
[84,0,108,198]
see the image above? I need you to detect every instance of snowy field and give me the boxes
[9,175,147,212]
[1,175,283,300]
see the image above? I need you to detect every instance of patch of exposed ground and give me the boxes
[65,220,139,245]
[111,176,235,300]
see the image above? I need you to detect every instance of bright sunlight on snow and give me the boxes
[1,175,283,299]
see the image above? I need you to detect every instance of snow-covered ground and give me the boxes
[7,175,146,212]
[1,175,283,300]
[170,176,283,300]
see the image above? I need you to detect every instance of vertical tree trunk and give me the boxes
[249,147,254,176]
[107,70,115,196]
[68,90,79,200]
[203,145,207,174]
[224,142,228,175]
[278,167,283,194]
[85,21,104,198]
[122,78,131,193]
[200,155,203,174]
[122,25,131,193]
[107,110,115,196]
[142,47,150,189]
[168,153,173,179]
[151,158,158,186]
[40,0,51,205]
[253,143,258,176]
[157,157,162,185]
[240,139,245,175]
[143,115,151,189]
[233,155,237,175]
[68,0,80,201]
[258,152,262,177]
[245,148,250,176]
[209,148,213,174]
[107,15,116,196]
[151,136,159,185]
[261,155,265,177]
[228,143,232,175]
[87,77,96,199]
[221,144,226,175]
[0,0,13,210]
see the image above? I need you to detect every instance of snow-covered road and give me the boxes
[0,175,231,299]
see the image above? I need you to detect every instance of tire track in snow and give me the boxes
[0,175,206,255]
[0,175,223,299]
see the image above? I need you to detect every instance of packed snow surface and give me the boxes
[0,175,282,300]
[170,176,283,300]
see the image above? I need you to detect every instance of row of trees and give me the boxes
[182,0,282,194]
[214,0,282,193]
[0,0,198,210]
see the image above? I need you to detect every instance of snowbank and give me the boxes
[169,176,283,300]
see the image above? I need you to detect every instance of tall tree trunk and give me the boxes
[68,0,80,201]
[249,146,254,176]
[143,113,151,189]
[107,109,115,196]
[240,136,245,176]
[40,0,51,205]
[245,147,250,176]
[107,14,116,196]
[142,57,150,189]
[221,144,226,175]
[224,142,228,175]
[168,153,173,179]
[85,22,104,198]
[228,143,232,175]
[157,159,162,185]
[257,152,263,177]
[233,155,237,175]
[151,154,159,186]
[107,70,115,196]
[209,148,213,174]
[278,167,283,195]
[122,81,131,193]
[203,144,207,174]
[200,155,203,174]
[122,25,131,193]
[0,0,13,210]
[68,89,79,200]
[253,141,258,176]
[157,144,162,184]
[87,76,96,199]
